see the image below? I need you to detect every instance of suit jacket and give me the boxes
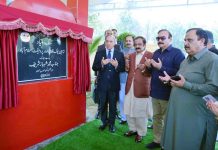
[94,44,121,77]
[97,43,121,52]
[125,51,153,98]
[92,48,125,92]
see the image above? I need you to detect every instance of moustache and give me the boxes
[184,46,189,49]
[158,42,164,45]
[136,47,141,50]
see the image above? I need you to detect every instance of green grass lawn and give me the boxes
[41,120,157,150]
[41,119,218,150]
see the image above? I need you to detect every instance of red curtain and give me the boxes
[0,30,19,110]
[69,38,91,94]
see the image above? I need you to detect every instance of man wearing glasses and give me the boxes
[145,29,185,149]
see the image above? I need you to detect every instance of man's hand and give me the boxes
[125,56,130,70]
[137,63,146,71]
[159,71,171,84]
[159,71,185,87]
[111,58,118,68]
[124,54,130,59]
[170,74,185,87]
[144,57,152,67]
[206,101,218,116]
[151,58,162,70]
[125,60,130,71]
[101,57,110,65]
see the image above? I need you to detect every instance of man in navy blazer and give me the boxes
[94,29,121,119]
[92,35,125,132]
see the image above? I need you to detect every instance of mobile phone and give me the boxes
[202,94,217,102]
[170,76,181,81]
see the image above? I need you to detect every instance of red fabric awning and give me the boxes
[0,4,93,43]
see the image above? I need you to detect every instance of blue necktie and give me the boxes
[107,50,111,59]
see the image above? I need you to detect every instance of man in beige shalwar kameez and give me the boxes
[124,36,153,142]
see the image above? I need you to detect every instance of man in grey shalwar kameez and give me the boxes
[160,28,218,150]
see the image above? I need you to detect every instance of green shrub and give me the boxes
[117,32,135,43]
[88,36,103,54]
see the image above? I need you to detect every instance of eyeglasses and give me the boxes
[156,36,167,41]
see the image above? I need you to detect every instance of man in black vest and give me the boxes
[92,35,125,132]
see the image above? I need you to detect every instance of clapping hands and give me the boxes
[101,57,110,65]
[110,58,118,68]
[101,57,118,68]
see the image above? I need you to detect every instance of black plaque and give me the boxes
[17,31,67,82]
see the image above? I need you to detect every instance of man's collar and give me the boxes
[187,47,208,61]
[159,45,172,52]
[136,50,146,55]
[106,48,114,52]
[193,47,208,60]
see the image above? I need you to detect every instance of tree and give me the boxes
[115,11,143,35]
[88,13,104,38]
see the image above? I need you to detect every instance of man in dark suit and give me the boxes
[94,29,121,119]
[92,35,125,133]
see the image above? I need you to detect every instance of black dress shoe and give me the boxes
[116,114,121,120]
[147,125,153,129]
[109,125,116,133]
[135,135,143,143]
[124,131,137,137]
[146,142,160,149]
[119,120,127,124]
[99,124,107,131]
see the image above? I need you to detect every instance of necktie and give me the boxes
[107,50,111,59]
